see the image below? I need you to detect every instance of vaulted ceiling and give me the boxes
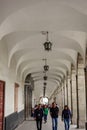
[0,0,87,100]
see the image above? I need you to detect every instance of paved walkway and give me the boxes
[15,115,85,130]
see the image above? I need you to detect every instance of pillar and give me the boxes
[67,75,71,110]
[72,69,77,124]
[61,82,64,108]
[70,78,73,124]
[76,74,79,128]
[66,75,68,106]
[84,66,87,130]
[64,79,67,105]
[78,64,86,128]
[63,81,65,106]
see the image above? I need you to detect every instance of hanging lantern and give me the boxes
[43,76,47,80]
[43,31,52,51]
[44,82,47,86]
[44,65,49,71]
[44,41,52,51]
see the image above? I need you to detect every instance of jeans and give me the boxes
[52,118,58,130]
[64,118,70,130]
[44,114,47,122]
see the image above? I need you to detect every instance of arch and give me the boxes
[8,35,81,68]
[23,67,66,83]
[16,57,70,75]
[1,1,87,41]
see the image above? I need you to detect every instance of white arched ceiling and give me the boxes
[0,1,87,39]
[19,60,69,78]
[32,74,62,83]
[16,59,70,75]
[31,71,64,80]
[34,80,58,100]
[24,68,66,82]
[0,0,87,99]
[33,77,61,86]
[7,34,81,67]
[12,49,76,74]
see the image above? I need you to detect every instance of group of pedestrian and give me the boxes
[33,102,72,130]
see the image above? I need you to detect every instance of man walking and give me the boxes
[50,102,59,130]
[34,104,43,130]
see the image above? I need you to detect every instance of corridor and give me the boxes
[15,115,84,130]
[1,0,87,130]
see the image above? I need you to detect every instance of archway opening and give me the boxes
[40,97,49,105]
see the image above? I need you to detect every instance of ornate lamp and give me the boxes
[44,65,49,71]
[43,58,49,71]
[43,31,52,51]
[43,76,47,80]
[44,82,47,86]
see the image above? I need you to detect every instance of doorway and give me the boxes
[0,80,5,130]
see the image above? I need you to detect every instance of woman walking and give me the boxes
[62,105,72,130]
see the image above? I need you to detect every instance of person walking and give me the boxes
[43,105,48,123]
[62,105,72,130]
[50,102,59,130]
[34,104,43,130]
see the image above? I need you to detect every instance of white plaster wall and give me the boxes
[0,41,24,116]
[18,83,24,112]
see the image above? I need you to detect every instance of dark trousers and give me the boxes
[44,114,47,122]
[36,120,42,130]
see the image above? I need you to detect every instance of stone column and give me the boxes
[76,74,79,128]
[64,79,67,105]
[78,64,86,128]
[66,76,68,106]
[61,83,64,109]
[63,82,65,106]
[68,75,71,110]
[84,66,87,130]
[56,87,63,114]
[32,90,34,108]
[72,69,77,124]
[70,78,73,124]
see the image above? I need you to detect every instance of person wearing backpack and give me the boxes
[34,104,43,130]
[62,105,72,130]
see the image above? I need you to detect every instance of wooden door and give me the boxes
[0,81,5,130]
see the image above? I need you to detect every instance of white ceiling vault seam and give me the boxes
[0,0,87,99]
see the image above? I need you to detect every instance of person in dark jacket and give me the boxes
[50,102,59,130]
[34,104,43,130]
[62,105,72,130]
